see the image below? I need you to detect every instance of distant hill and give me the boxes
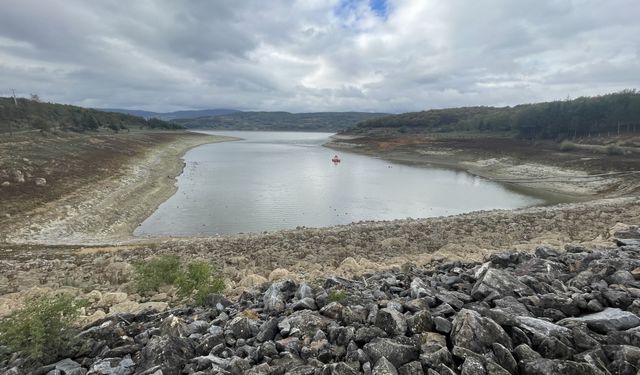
[175,111,389,132]
[98,108,240,121]
[348,90,640,140]
[0,98,183,133]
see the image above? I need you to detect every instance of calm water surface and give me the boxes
[135,131,544,236]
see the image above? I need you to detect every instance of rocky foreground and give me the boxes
[3,225,640,375]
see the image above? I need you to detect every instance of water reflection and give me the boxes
[135,131,544,236]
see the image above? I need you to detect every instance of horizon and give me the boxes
[1,1,638,113]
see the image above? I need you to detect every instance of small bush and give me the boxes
[328,289,347,304]
[0,294,86,363]
[134,255,181,293]
[559,140,577,151]
[134,256,224,305]
[176,261,225,305]
[606,144,624,155]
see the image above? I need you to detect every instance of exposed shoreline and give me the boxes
[324,134,639,200]
[1,132,238,245]
[1,130,639,321]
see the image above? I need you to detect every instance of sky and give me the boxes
[0,0,638,113]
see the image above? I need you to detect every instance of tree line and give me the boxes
[0,97,183,133]
[353,90,640,140]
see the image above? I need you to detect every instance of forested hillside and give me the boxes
[351,90,640,140]
[174,111,389,132]
[0,97,182,133]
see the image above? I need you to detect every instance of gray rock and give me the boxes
[513,343,542,363]
[407,310,433,334]
[278,310,332,337]
[471,268,533,301]
[372,357,398,375]
[535,246,562,258]
[363,338,420,369]
[375,308,407,337]
[419,347,453,370]
[228,356,251,374]
[514,316,571,344]
[536,336,575,359]
[188,320,209,335]
[264,283,287,313]
[159,315,190,337]
[559,307,640,333]
[256,318,280,342]
[433,316,451,334]
[460,356,486,375]
[492,343,517,375]
[519,358,604,375]
[586,298,605,312]
[286,365,316,375]
[87,356,135,375]
[204,294,232,311]
[226,316,255,339]
[292,297,318,311]
[609,345,640,375]
[451,346,511,375]
[137,336,195,375]
[451,309,512,354]
[397,361,422,375]
[329,362,360,375]
[53,359,85,375]
[409,278,429,299]
[296,283,315,300]
[493,296,532,317]
[320,301,344,320]
[356,326,388,344]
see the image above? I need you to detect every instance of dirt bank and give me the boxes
[1,196,638,307]
[325,134,640,199]
[0,131,236,244]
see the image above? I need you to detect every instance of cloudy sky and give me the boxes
[0,0,638,113]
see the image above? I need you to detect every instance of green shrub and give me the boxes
[0,294,86,363]
[134,255,181,293]
[328,289,347,304]
[559,140,577,151]
[134,256,224,305]
[606,144,624,155]
[176,261,225,305]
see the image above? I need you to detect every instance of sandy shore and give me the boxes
[2,133,237,244]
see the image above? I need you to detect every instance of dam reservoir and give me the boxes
[135,131,544,236]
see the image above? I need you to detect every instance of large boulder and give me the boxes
[263,280,296,313]
[519,358,604,375]
[558,308,640,333]
[137,336,195,375]
[278,310,332,337]
[471,268,533,301]
[451,309,512,354]
[375,308,408,337]
[363,338,420,369]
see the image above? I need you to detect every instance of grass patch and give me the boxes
[134,256,224,305]
[176,261,225,305]
[0,294,86,363]
[134,255,181,293]
[328,289,347,304]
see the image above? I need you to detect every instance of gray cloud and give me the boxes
[0,0,638,112]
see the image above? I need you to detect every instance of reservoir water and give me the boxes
[135,131,544,236]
